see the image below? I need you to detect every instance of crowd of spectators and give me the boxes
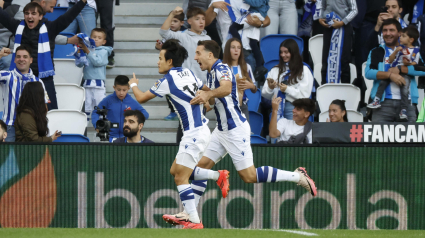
[2,0,425,145]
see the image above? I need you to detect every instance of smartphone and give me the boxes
[57,131,62,135]
[381,6,388,13]
[281,80,289,85]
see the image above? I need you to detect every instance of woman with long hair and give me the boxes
[15,82,61,142]
[262,39,314,120]
[222,38,257,123]
[327,99,348,122]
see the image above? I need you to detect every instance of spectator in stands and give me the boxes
[0,119,7,142]
[265,0,297,35]
[269,97,314,144]
[262,39,314,120]
[0,45,49,142]
[227,0,270,79]
[95,0,116,68]
[76,28,113,118]
[0,0,79,71]
[160,7,211,84]
[113,110,154,143]
[368,0,406,52]
[327,99,348,122]
[156,11,185,121]
[368,26,420,121]
[365,19,425,122]
[63,0,97,36]
[222,38,257,123]
[0,1,87,110]
[92,75,149,142]
[15,81,61,142]
[319,0,357,84]
[205,0,270,78]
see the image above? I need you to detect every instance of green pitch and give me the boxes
[1,229,425,238]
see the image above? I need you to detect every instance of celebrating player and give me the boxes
[129,39,229,229]
[163,40,317,225]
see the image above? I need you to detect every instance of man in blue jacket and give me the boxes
[92,75,149,142]
[365,18,425,122]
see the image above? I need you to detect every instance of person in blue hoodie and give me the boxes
[76,28,113,118]
[91,75,149,142]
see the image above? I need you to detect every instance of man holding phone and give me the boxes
[368,0,406,50]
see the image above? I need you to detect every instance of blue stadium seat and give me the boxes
[45,7,68,21]
[260,34,304,64]
[0,111,2,120]
[54,134,90,142]
[246,90,261,112]
[251,134,267,144]
[54,32,76,59]
[249,111,263,135]
[264,60,279,72]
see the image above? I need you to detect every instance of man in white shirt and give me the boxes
[269,97,315,144]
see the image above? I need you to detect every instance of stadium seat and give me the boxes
[54,32,76,59]
[250,134,267,144]
[248,111,263,135]
[362,61,374,104]
[246,89,261,112]
[260,34,304,64]
[55,83,85,110]
[319,110,364,122]
[264,60,279,72]
[53,58,83,84]
[314,63,322,86]
[0,111,2,119]
[44,7,68,21]
[350,63,357,83]
[316,84,361,111]
[47,110,87,135]
[308,34,323,66]
[54,134,90,142]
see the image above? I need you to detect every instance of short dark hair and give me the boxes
[162,39,188,67]
[114,75,129,86]
[91,28,107,39]
[187,7,205,19]
[16,45,32,56]
[172,11,185,22]
[24,2,45,16]
[0,120,6,133]
[197,40,221,59]
[382,18,402,32]
[292,98,316,117]
[402,25,419,43]
[386,0,402,8]
[124,110,146,125]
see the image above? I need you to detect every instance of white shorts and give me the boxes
[176,125,211,169]
[204,122,254,171]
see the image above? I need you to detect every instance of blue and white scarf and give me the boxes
[10,21,54,78]
[69,33,96,67]
[325,12,344,84]
[412,0,424,24]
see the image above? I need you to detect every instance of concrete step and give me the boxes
[114,53,158,67]
[115,16,167,25]
[105,78,159,93]
[106,67,161,77]
[115,28,161,41]
[114,42,157,51]
[115,3,180,16]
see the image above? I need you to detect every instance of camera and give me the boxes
[94,106,119,141]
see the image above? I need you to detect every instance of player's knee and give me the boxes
[170,167,176,177]
[196,157,215,169]
[173,173,187,185]
[240,173,257,183]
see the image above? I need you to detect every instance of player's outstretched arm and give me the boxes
[129,73,156,103]
[269,96,282,138]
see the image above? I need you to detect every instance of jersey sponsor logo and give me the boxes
[124,106,132,111]
[151,79,163,91]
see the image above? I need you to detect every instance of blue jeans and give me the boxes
[283,101,294,120]
[0,54,12,71]
[5,125,15,142]
[63,4,96,35]
[244,49,256,73]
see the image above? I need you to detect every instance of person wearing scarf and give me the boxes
[365,18,425,122]
[319,0,357,84]
[0,0,87,110]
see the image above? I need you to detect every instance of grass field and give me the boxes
[1,229,425,238]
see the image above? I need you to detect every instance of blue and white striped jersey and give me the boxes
[1,69,49,126]
[207,60,246,131]
[149,67,208,132]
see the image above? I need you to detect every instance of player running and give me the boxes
[163,40,317,225]
[129,39,229,229]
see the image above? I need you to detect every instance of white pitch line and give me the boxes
[274,230,319,236]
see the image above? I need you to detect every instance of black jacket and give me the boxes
[0,1,86,77]
[113,136,155,144]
